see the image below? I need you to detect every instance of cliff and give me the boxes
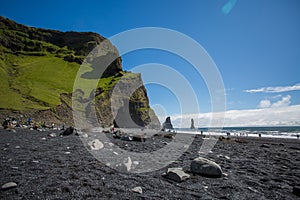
[0,16,160,128]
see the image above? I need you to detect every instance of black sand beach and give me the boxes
[1,128,300,199]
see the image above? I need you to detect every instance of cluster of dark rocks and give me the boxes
[163,157,223,182]
[110,129,146,142]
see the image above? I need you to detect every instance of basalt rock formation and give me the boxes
[162,116,173,130]
[190,118,195,129]
[0,16,160,128]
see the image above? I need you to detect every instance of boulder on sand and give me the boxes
[190,157,223,178]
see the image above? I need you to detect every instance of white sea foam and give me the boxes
[175,127,300,139]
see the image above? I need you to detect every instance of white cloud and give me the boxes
[244,83,300,93]
[258,99,271,108]
[271,95,291,108]
[165,104,300,128]
[271,94,282,99]
[258,95,291,108]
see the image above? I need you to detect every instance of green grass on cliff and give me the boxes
[0,51,135,111]
[0,53,79,110]
[0,16,140,111]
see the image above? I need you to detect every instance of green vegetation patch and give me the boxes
[0,53,79,110]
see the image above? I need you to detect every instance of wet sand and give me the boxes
[1,128,300,199]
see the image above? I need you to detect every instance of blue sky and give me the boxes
[1,0,300,126]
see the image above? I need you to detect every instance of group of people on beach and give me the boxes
[1,116,61,130]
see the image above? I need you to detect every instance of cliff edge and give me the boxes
[0,16,160,128]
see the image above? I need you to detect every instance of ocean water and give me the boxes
[175,126,300,139]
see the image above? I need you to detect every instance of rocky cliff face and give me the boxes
[95,72,160,128]
[0,16,160,128]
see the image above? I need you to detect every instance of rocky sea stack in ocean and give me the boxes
[190,118,195,129]
[0,16,160,128]
[162,116,173,130]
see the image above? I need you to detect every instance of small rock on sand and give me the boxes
[131,186,142,194]
[88,139,104,150]
[191,157,223,178]
[81,133,89,138]
[8,129,16,133]
[164,168,190,182]
[48,133,57,137]
[1,182,17,190]
[124,157,132,172]
[261,144,270,148]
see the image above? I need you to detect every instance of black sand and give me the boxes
[1,128,300,199]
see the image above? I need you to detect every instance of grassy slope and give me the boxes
[0,53,79,110]
[0,51,134,111]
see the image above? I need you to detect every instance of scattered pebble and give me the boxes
[133,161,139,165]
[88,139,104,150]
[261,144,270,148]
[247,186,258,193]
[48,133,57,138]
[15,146,20,149]
[41,137,46,140]
[217,154,230,160]
[108,142,114,147]
[8,129,16,133]
[124,157,132,172]
[32,160,39,163]
[131,186,143,194]
[1,182,17,190]
[65,152,71,154]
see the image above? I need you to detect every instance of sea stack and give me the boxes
[190,118,195,129]
[162,116,173,130]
